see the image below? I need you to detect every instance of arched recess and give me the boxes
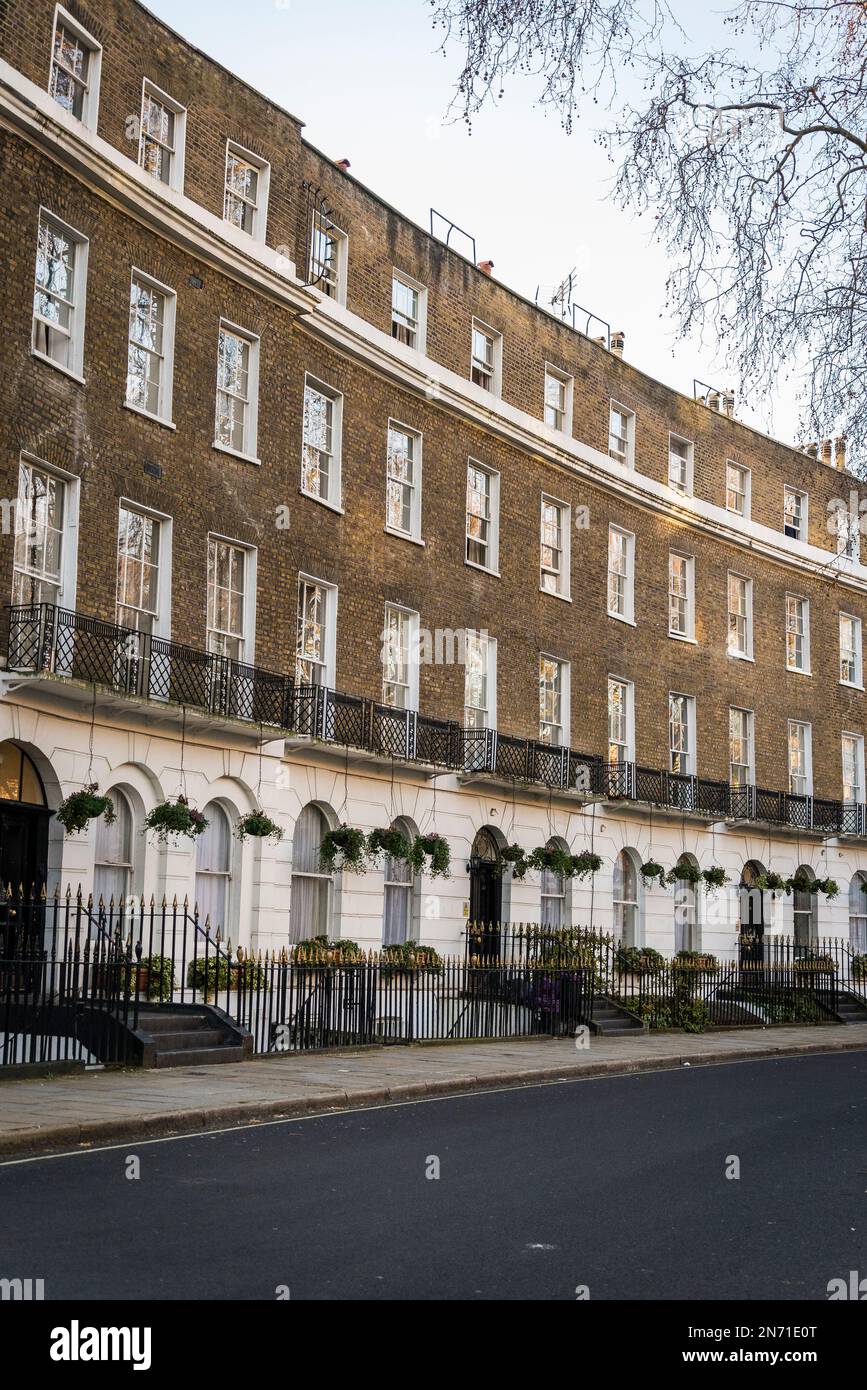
[289,800,339,944]
[469,824,509,928]
[673,851,700,953]
[540,834,572,928]
[613,847,642,947]
[0,739,60,896]
[849,872,867,953]
[739,860,767,964]
[382,815,420,946]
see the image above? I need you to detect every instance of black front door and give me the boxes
[0,805,49,896]
[470,858,502,940]
[739,880,765,965]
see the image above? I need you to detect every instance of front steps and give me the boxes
[133,1005,252,1068]
[590,996,646,1036]
[833,992,867,1025]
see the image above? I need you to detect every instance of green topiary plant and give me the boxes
[319,825,368,874]
[235,810,284,842]
[144,796,208,843]
[414,833,451,878]
[55,784,115,836]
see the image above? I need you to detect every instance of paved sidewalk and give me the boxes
[1,1024,866,1157]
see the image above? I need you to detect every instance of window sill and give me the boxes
[727,650,755,664]
[31,350,86,386]
[540,586,572,603]
[668,632,697,645]
[465,559,500,578]
[726,508,751,522]
[123,401,176,431]
[607,611,637,628]
[384,526,425,548]
[840,680,865,692]
[213,441,261,466]
[299,488,344,515]
[786,665,812,677]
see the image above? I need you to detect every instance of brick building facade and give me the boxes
[1,0,866,960]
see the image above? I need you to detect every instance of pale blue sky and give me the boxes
[144,0,799,443]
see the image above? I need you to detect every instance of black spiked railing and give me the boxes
[6,603,867,836]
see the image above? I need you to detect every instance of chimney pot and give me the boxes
[723,389,735,418]
[706,390,720,412]
[610,330,625,359]
[834,434,847,470]
[820,438,833,466]
[477,259,495,276]
[803,441,818,458]
[335,158,351,171]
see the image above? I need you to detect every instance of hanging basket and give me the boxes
[639,860,668,887]
[319,825,369,875]
[755,870,786,894]
[701,866,729,893]
[499,844,530,879]
[667,862,703,888]
[235,810,284,843]
[414,833,451,879]
[144,796,209,843]
[55,784,116,837]
[784,873,838,899]
[366,827,414,866]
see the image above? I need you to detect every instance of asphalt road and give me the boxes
[2,1051,866,1300]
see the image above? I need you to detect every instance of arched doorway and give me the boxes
[469,826,502,929]
[739,860,766,964]
[0,741,49,894]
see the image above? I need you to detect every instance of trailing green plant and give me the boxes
[55,784,115,836]
[235,810,284,842]
[124,954,175,1002]
[756,871,786,894]
[573,851,603,878]
[366,827,414,866]
[186,955,265,993]
[319,825,368,874]
[526,846,601,880]
[673,950,719,971]
[414,833,451,878]
[380,940,443,972]
[292,935,363,965]
[785,873,838,898]
[701,866,729,892]
[639,860,667,887]
[615,944,665,975]
[667,862,703,888]
[499,844,530,879]
[144,796,209,843]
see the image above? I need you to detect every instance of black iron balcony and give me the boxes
[5,604,865,837]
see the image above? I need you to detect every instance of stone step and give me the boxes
[152,1045,247,1068]
[147,1028,229,1050]
[136,1011,214,1034]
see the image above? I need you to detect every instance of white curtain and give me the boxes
[290,804,330,943]
[94,790,132,922]
[849,874,867,953]
[195,803,230,934]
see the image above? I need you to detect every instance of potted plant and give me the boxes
[500,844,530,879]
[639,860,667,887]
[126,954,176,1002]
[235,810,284,843]
[319,825,368,874]
[55,784,116,836]
[667,862,703,888]
[366,827,413,865]
[292,935,363,965]
[414,833,451,878]
[673,949,719,971]
[144,795,209,843]
[380,940,443,972]
[615,944,665,975]
[528,845,576,878]
[702,866,729,892]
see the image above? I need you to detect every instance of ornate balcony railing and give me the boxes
[6,604,866,837]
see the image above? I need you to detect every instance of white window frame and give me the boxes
[727,572,753,660]
[840,612,863,689]
[295,574,337,687]
[463,630,497,730]
[834,503,862,562]
[301,375,343,511]
[206,534,257,664]
[381,604,420,711]
[608,402,635,468]
[391,270,427,352]
[543,365,574,435]
[787,720,813,797]
[12,453,80,612]
[213,320,260,463]
[223,140,270,241]
[726,461,751,519]
[138,79,186,194]
[115,498,172,639]
[607,676,635,763]
[785,593,811,674]
[540,495,571,600]
[48,6,102,131]
[668,434,693,496]
[470,319,502,397]
[465,460,500,575]
[842,733,865,806]
[729,706,755,786]
[607,525,635,624]
[125,268,176,427]
[385,420,423,542]
[668,552,695,641]
[31,208,89,382]
[539,654,570,746]
[783,486,808,542]
[668,692,696,776]
[309,213,347,304]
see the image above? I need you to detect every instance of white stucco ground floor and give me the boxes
[1,685,865,963]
